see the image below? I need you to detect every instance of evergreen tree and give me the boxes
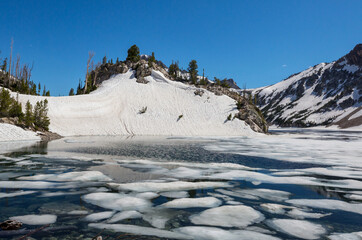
[24,100,33,127]
[9,100,23,119]
[0,88,12,116]
[148,52,156,65]
[116,57,119,64]
[126,45,140,63]
[188,60,198,84]
[76,79,82,95]
[69,88,75,96]
[102,55,107,64]
[168,61,179,79]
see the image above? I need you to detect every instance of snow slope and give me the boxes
[0,123,40,142]
[11,70,254,136]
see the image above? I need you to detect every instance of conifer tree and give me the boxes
[126,45,140,63]
[188,60,198,84]
[102,55,107,64]
[168,61,179,79]
[24,100,33,127]
[1,58,7,71]
[69,88,75,96]
[148,52,156,65]
[0,88,12,116]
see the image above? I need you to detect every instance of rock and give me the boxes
[0,219,22,230]
[194,89,204,97]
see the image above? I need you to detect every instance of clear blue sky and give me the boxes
[0,0,361,95]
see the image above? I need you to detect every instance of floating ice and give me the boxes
[328,231,362,240]
[107,211,142,223]
[160,191,189,199]
[19,171,112,182]
[267,219,326,240]
[134,192,159,199]
[287,208,331,219]
[190,205,264,227]
[216,188,291,202]
[287,199,362,215]
[68,210,89,215]
[174,226,280,240]
[39,190,87,197]
[82,192,152,211]
[10,214,57,225]
[260,203,293,214]
[161,197,222,209]
[142,209,178,229]
[108,181,231,192]
[84,211,115,222]
[0,190,36,198]
[89,223,191,239]
[0,181,61,189]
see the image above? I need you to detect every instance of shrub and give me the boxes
[227,113,232,121]
[127,45,140,63]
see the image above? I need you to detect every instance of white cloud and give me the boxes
[282,64,287,68]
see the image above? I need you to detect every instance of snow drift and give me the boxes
[11,70,254,136]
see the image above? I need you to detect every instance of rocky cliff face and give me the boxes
[253,44,362,128]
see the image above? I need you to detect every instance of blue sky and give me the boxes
[0,0,361,95]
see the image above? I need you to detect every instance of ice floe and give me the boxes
[142,209,178,229]
[83,211,115,222]
[287,199,362,215]
[0,190,36,198]
[174,226,280,240]
[108,181,231,192]
[161,197,222,209]
[0,181,61,189]
[107,210,142,223]
[10,214,57,225]
[82,192,152,211]
[160,191,189,199]
[190,205,264,227]
[89,223,191,239]
[287,208,331,219]
[19,171,111,182]
[267,219,326,239]
[216,188,291,201]
[328,231,362,240]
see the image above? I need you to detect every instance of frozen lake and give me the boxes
[0,129,362,239]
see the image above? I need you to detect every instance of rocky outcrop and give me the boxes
[235,99,268,133]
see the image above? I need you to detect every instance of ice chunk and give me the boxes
[174,226,280,240]
[142,209,177,229]
[68,210,89,215]
[328,231,362,240]
[82,192,152,211]
[134,192,159,199]
[161,197,221,209]
[19,171,111,182]
[108,181,231,192]
[216,188,291,202]
[260,203,293,214]
[287,208,331,219]
[107,210,142,223]
[84,211,115,222]
[287,199,362,215]
[0,181,62,189]
[89,223,191,239]
[267,219,325,239]
[0,190,36,198]
[10,214,57,225]
[190,205,264,227]
[160,191,189,199]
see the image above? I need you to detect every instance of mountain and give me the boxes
[253,44,362,129]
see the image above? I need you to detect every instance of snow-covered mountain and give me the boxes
[253,44,362,129]
[9,70,256,137]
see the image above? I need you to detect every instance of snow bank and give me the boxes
[14,71,255,136]
[0,123,40,142]
[10,214,57,225]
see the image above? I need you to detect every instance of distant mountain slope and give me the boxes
[253,44,362,128]
[12,70,256,136]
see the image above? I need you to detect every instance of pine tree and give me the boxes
[69,88,75,96]
[1,58,7,72]
[168,61,179,79]
[102,55,107,64]
[38,83,41,95]
[188,60,198,84]
[24,100,33,127]
[148,52,156,66]
[126,45,140,63]
[0,88,12,116]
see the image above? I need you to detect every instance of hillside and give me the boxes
[8,70,259,137]
[253,44,362,129]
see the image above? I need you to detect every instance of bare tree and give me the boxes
[8,38,14,86]
[15,55,20,79]
[84,51,95,93]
